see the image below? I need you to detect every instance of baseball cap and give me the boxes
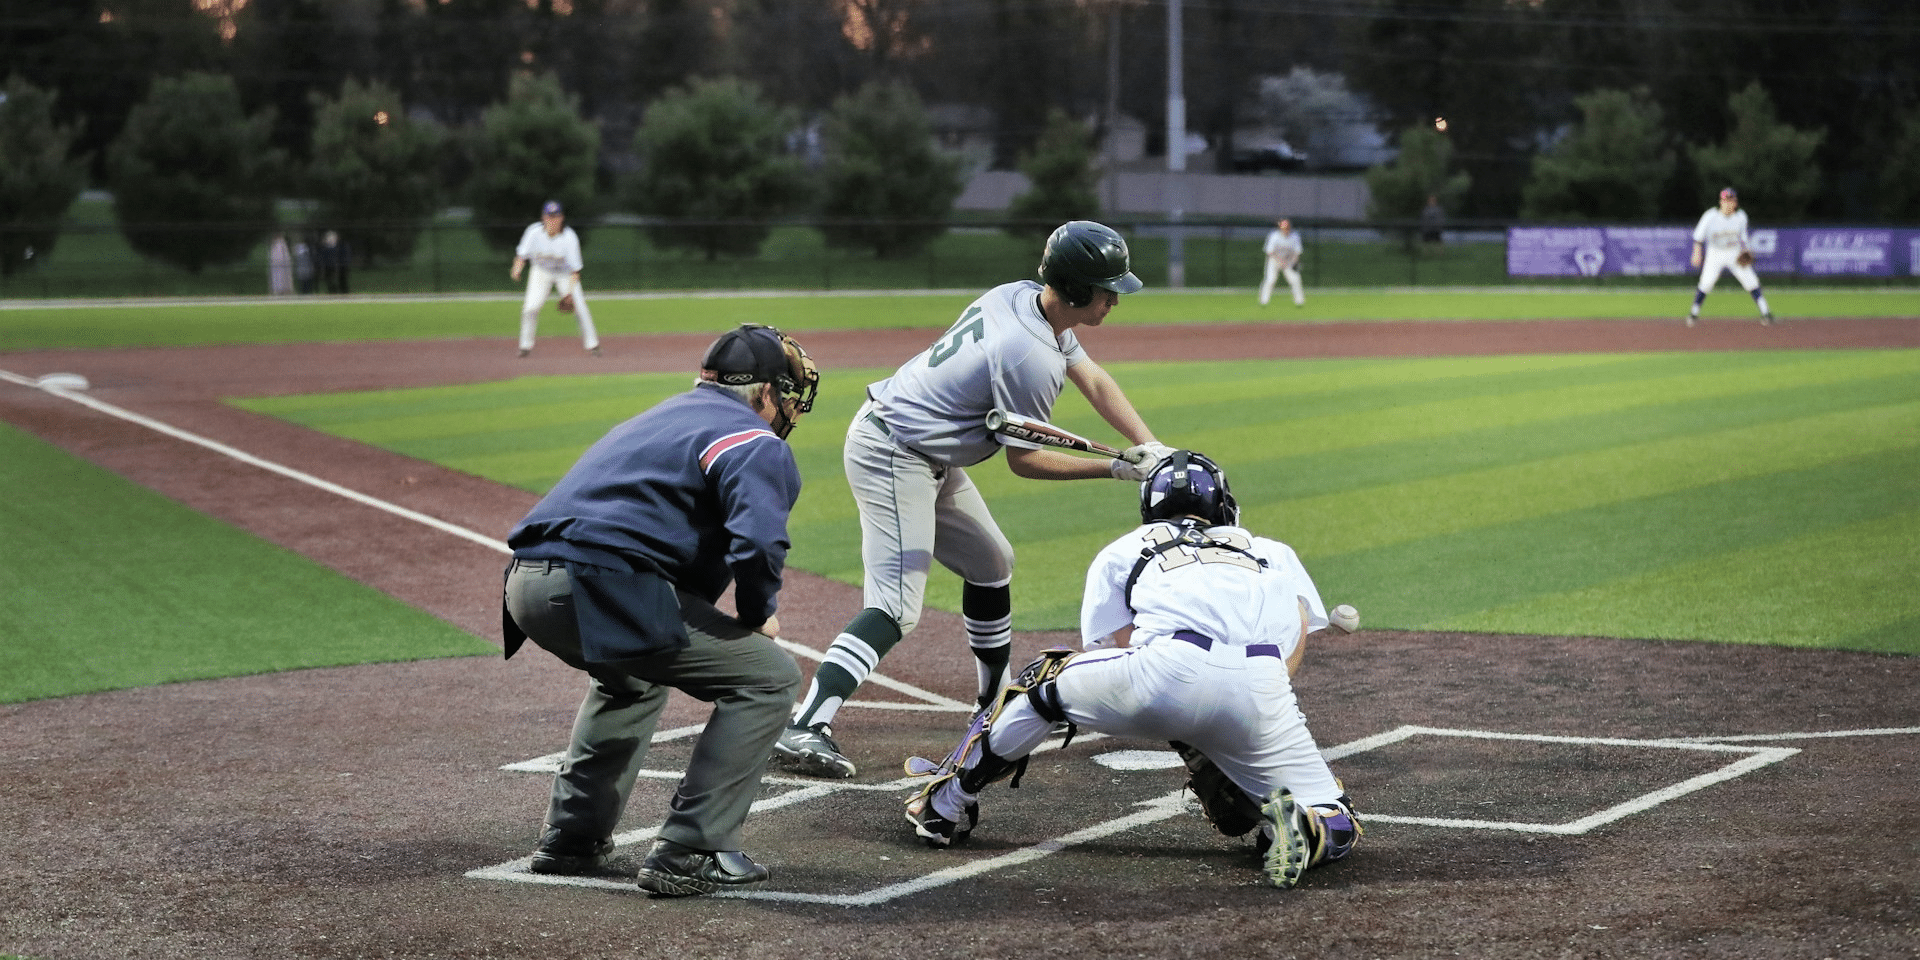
[541,201,564,216]
[1719,187,1737,200]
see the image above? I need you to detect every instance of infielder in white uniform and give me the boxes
[1687,187,1774,327]
[510,200,601,356]
[1259,218,1305,307]
[771,221,1174,779]
[903,451,1361,889]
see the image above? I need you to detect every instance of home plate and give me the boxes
[1092,749,1184,771]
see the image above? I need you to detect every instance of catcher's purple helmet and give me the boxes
[1139,450,1239,527]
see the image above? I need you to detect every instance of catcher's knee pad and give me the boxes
[1301,795,1362,865]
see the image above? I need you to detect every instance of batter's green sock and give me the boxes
[964,582,1013,711]
[794,608,901,728]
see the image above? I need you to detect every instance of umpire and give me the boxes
[501,323,819,897]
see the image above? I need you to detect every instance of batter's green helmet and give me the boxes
[1038,221,1144,307]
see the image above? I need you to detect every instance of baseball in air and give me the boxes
[1329,604,1360,633]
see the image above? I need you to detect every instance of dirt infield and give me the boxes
[1,315,1917,960]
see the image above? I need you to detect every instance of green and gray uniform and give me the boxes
[794,279,1087,729]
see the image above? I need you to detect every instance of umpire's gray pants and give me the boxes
[504,560,801,852]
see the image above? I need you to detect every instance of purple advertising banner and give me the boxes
[1508,227,1920,277]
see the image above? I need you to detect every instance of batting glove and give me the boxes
[1110,444,1167,482]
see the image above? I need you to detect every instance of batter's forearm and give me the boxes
[1005,445,1116,481]
[1069,362,1156,444]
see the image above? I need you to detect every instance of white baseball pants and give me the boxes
[1260,259,1304,306]
[520,264,599,352]
[968,638,1344,811]
[1696,248,1760,293]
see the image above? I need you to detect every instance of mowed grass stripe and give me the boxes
[0,424,493,703]
[965,351,1919,546]
[1433,510,1920,650]
[1268,399,1920,556]
[1315,445,1920,631]
[1107,351,1920,465]
[1223,358,1920,502]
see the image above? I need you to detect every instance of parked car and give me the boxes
[1230,141,1308,172]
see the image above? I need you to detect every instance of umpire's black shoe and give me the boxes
[635,838,771,897]
[528,833,615,875]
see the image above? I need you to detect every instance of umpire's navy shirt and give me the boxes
[508,383,802,628]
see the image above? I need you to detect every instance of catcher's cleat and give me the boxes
[905,779,978,848]
[1259,789,1311,889]
[771,722,856,779]
[635,838,770,897]
[528,832,615,876]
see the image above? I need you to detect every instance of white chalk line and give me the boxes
[0,367,954,712]
[467,722,1837,904]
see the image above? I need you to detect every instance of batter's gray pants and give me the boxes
[845,405,1014,636]
[504,560,801,852]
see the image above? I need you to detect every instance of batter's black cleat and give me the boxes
[772,722,856,779]
[517,348,531,358]
[634,838,770,897]
[528,833,615,875]
[1762,312,1776,326]
[590,346,603,356]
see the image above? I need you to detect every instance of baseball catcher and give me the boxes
[903,451,1360,889]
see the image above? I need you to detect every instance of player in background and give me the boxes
[511,200,602,357]
[771,221,1175,779]
[1687,187,1774,327]
[903,451,1361,889]
[1258,218,1305,308]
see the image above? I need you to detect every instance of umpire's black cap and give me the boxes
[699,324,819,413]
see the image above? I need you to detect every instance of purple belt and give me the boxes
[1173,630,1282,660]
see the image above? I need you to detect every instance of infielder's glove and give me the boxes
[1172,740,1262,837]
[1736,250,1755,267]
[557,294,576,313]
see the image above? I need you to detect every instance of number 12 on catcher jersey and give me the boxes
[1140,525,1264,573]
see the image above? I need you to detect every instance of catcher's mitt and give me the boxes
[1172,740,1261,837]
[1736,250,1755,267]
[557,293,576,313]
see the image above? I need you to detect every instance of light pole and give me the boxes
[1165,0,1186,288]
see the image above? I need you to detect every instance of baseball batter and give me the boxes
[1259,218,1305,307]
[1687,187,1774,327]
[771,221,1174,779]
[903,451,1361,889]
[510,200,601,356]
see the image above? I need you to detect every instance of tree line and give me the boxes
[3,0,1917,278]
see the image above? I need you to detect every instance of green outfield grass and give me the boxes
[237,348,1920,655]
[3,286,1917,351]
[0,423,494,704]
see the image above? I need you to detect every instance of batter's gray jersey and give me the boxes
[1693,208,1750,252]
[867,280,1087,467]
[1081,522,1330,652]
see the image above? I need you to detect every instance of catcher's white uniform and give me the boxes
[919,519,1348,822]
[1259,225,1305,307]
[514,220,598,353]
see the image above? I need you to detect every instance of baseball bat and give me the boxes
[984,408,1130,460]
